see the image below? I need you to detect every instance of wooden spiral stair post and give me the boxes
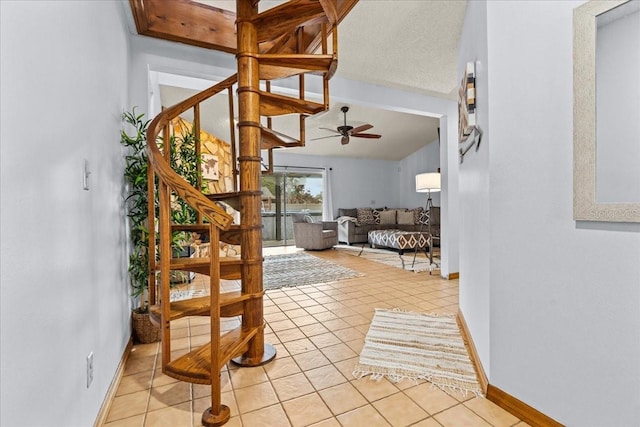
[232,0,276,367]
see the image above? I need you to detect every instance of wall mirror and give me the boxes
[574,0,640,222]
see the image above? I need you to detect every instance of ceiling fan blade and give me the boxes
[341,135,349,145]
[318,127,342,135]
[349,124,373,134]
[311,134,341,141]
[351,133,382,139]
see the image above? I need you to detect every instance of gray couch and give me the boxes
[336,207,440,245]
[291,213,338,250]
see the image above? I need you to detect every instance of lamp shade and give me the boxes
[415,172,441,193]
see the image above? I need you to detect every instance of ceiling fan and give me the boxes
[312,106,382,145]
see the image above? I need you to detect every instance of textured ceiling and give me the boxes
[156,0,467,160]
[338,0,466,99]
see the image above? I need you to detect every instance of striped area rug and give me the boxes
[353,308,483,397]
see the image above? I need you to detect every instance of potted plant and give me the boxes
[121,109,203,343]
[121,108,160,343]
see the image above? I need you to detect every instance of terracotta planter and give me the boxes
[132,311,161,344]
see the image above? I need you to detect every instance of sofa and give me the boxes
[336,206,440,245]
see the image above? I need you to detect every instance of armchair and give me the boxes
[291,213,338,250]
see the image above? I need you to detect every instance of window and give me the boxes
[261,168,324,246]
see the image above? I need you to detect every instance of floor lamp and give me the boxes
[412,172,441,270]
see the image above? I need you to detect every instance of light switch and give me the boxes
[83,159,91,191]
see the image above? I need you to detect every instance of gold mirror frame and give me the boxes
[573,0,640,222]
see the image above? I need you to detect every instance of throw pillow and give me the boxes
[304,215,314,223]
[379,209,396,225]
[356,208,376,225]
[372,208,384,224]
[338,208,357,218]
[410,207,423,224]
[418,210,430,225]
[397,210,415,225]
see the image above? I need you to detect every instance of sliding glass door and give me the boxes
[261,167,324,247]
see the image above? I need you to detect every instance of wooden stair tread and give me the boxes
[171,223,241,232]
[260,126,303,150]
[254,0,327,44]
[164,326,260,384]
[220,228,242,246]
[149,291,256,322]
[169,256,240,269]
[165,256,242,279]
[260,91,325,117]
[205,192,241,211]
[205,191,241,199]
[258,53,334,80]
[170,224,242,246]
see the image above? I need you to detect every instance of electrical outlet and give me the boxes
[87,352,94,388]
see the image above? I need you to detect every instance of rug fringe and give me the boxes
[352,367,484,398]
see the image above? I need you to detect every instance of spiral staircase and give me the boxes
[128,1,357,425]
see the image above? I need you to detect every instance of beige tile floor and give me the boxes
[103,247,528,427]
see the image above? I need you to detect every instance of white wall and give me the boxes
[0,2,131,426]
[398,140,441,209]
[272,152,401,214]
[128,34,237,120]
[459,1,640,425]
[457,0,492,376]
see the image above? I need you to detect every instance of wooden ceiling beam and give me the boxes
[129,0,238,53]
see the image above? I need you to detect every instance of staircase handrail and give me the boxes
[146,74,239,230]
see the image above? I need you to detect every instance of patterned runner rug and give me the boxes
[263,252,363,290]
[353,308,483,397]
[336,244,440,273]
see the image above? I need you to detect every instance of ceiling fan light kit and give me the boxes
[312,105,382,144]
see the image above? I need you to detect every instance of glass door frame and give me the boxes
[261,166,326,247]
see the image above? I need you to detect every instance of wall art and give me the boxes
[458,61,482,163]
[202,154,220,181]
